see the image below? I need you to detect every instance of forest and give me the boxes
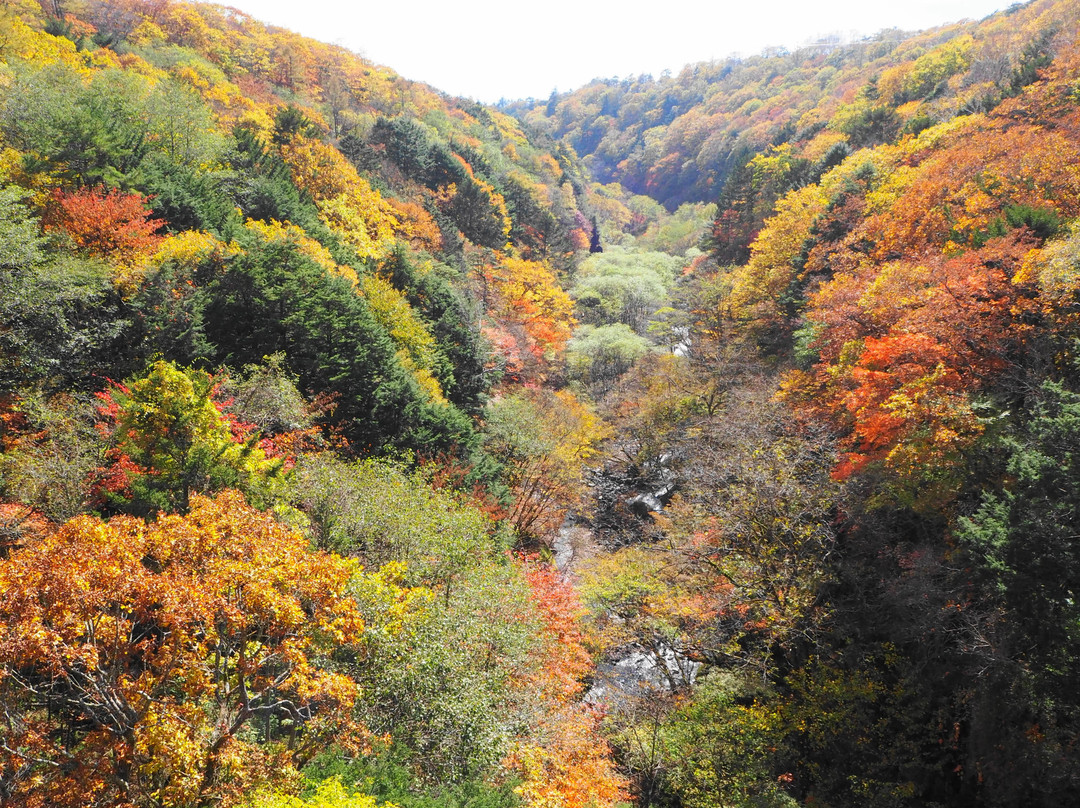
[1,0,1080,806]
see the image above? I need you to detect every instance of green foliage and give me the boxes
[200,235,475,454]
[378,250,488,414]
[288,453,500,580]
[0,392,104,522]
[779,649,937,808]
[104,360,281,515]
[305,747,521,808]
[0,188,134,392]
[221,353,315,435]
[638,203,717,255]
[286,454,537,783]
[372,117,467,189]
[0,185,44,271]
[141,153,241,237]
[273,104,322,145]
[959,382,1080,682]
[661,673,796,808]
[572,248,679,333]
[227,128,342,256]
[566,324,650,393]
[1004,203,1061,241]
[831,101,901,149]
[131,253,217,367]
[2,64,221,189]
[350,559,538,785]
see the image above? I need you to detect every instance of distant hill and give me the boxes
[504,1,1066,212]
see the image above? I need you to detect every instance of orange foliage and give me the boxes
[521,560,592,700]
[507,559,628,808]
[0,501,51,558]
[481,253,575,364]
[509,704,628,808]
[43,186,164,266]
[387,197,443,253]
[861,123,1080,259]
[792,228,1035,498]
[0,492,366,806]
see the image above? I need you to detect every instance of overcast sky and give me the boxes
[222,0,1010,103]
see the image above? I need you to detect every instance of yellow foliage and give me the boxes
[509,705,627,808]
[385,197,442,253]
[128,18,169,47]
[361,274,446,403]
[730,184,826,328]
[857,261,933,324]
[280,135,360,202]
[319,189,399,261]
[243,218,356,282]
[151,229,238,267]
[484,254,576,357]
[0,10,86,71]
[250,777,399,808]
[877,61,915,105]
[800,129,849,163]
[1016,223,1080,303]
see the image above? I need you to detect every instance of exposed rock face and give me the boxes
[585,640,701,706]
[586,453,679,548]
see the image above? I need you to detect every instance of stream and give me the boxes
[554,511,701,706]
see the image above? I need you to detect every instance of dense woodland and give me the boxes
[2,0,1080,806]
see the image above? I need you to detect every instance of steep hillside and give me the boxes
[563,1,1080,806]
[7,1,1080,807]
[0,2,624,806]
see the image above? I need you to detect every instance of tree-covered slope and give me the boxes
[506,0,1068,214]
[0,2,625,806]
[561,2,1080,806]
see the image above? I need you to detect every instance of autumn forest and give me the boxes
[2,0,1080,806]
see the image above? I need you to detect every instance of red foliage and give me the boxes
[43,187,164,263]
[522,559,592,700]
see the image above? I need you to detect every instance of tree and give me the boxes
[484,389,609,542]
[480,254,576,368]
[0,491,368,807]
[201,236,475,454]
[43,186,164,273]
[660,673,795,808]
[589,216,602,253]
[95,360,280,515]
[566,324,650,395]
[955,381,1080,803]
[0,187,135,393]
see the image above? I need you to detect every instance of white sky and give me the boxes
[221,0,1010,103]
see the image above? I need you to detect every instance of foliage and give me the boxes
[12,3,1080,807]
[484,389,609,541]
[43,185,164,285]
[953,382,1080,801]
[571,248,678,334]
[200,234,475,454]
[566,324,651,395]
[302,745,522,808]
[0,491,368,807]
[251,777,392,808]
[96,360,281,515]
[0,187,135,392]
[660,673,795,808]
[0,391,104,523]
[378,250,488,414]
